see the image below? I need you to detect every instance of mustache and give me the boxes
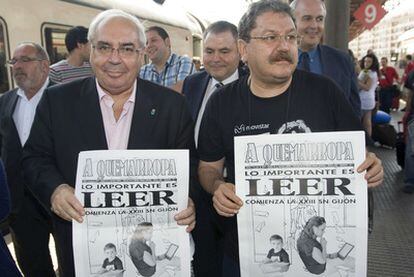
[269,52,294,64]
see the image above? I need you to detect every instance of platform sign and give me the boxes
[353,0,387,30]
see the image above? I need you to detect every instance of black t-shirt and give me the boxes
[102,256,123,271]
[266,248,290,263]
[198,69,363,184]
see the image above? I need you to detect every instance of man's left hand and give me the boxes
[357,152,383,188]
[174,198,196,232]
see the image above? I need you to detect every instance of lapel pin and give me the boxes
[150,109,156,116]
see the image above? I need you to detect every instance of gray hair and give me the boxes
[88,9,146,48]
[290,0,326,12]
[238,0,295,42]
[203,21,238,41]
[16,42,50,61]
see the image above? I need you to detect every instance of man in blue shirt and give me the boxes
[140,26,196,93]
[291,0,361,117]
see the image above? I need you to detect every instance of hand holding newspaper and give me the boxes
[235,131,368,277]
[73,150,191,277]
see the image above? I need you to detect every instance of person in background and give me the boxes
[348,49,361,75]
[358,53,379,137]
[291,0,361,118]
[0,159,22,277]
[182,20,248,277]
[0,42,56,277]
[49,26,94,84]
[140,26,196,93]
[402,54,414,83]
[402,70,414,194]
[379,57,399,114]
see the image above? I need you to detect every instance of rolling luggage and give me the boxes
[372,123,397,148]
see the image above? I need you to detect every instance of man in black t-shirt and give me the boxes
[197,1,384,276]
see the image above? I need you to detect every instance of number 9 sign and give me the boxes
[364,4,377,24]
[354,0,386,30]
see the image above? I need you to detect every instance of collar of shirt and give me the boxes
[95,78,136,108]
[210,69,239,90]
[298,46,322,74]
[148,53,176,73]
[16,77,50,101]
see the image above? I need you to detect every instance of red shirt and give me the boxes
[379,66,398,88]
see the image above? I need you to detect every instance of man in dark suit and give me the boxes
[22,10,196,277]
[291,0,361,117]
[183,21,247,144]
[0,42,55,276]
[182,21,247,277]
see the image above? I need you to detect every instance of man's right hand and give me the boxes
[50,184,84,223]
[212,182,243,217]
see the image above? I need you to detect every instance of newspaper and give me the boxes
[235,131,367,277]
[73,150,191,277]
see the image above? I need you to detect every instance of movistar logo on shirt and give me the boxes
[234,124,270,134]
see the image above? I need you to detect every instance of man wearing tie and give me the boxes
[291,0,361,117]
[182,21,247,277]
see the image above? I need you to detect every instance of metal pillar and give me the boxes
[324,0,350,51]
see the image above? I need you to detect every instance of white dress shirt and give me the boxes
[13,78,49,146]
[194,70,239,146]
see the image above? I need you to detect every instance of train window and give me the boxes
[192,35,202,59]
[0,18,10,94]
[42,24,71,64]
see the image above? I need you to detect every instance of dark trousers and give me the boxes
[379,87,394,114]
[192,195,223,277]
[9,193,55,277]
[192,193,241,277]
[52,215,75,277]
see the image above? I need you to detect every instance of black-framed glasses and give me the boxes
[250,34,301,45]
[6,57,45,66]
[92,44,142,58]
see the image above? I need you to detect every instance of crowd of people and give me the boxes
[0,0,391,276]
[350,48,414,194]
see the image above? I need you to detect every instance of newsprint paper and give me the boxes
[235,131,367,277]
[73,150,190,277]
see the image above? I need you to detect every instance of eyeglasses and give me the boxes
[249,34,301,45]
[92,44,142,58]
[6,57,45,66]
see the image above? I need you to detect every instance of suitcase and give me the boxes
[396,121,405,168]
[372,123,397,148]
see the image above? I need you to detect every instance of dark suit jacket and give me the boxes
[0,81,55,215]
[22,77,195,211]
[319,45,361,117]
[0,160,22,276]
[182,66,248,120]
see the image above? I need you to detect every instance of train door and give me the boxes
[42,23,72,65]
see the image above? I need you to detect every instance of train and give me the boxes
[0,0,205,93]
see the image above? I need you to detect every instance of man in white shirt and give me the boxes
[0,42,55,276]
